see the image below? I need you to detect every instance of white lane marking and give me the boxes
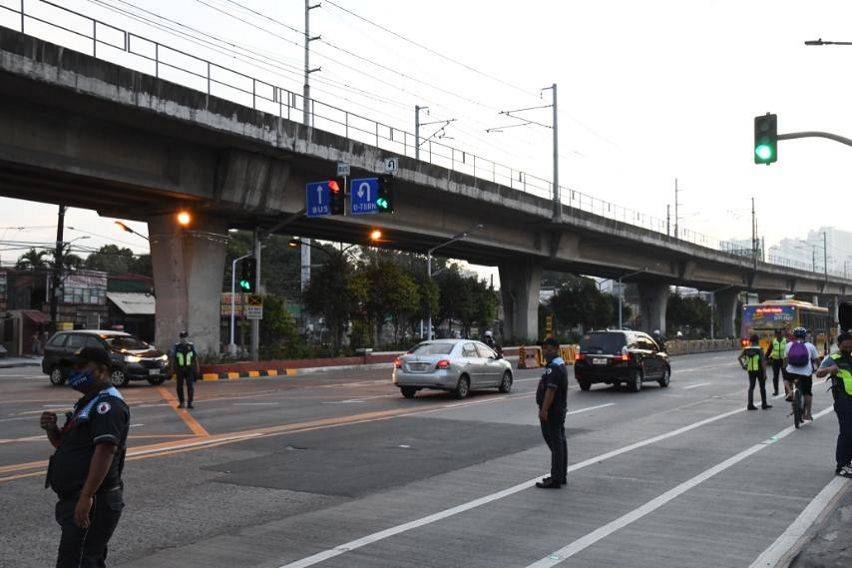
[277,402,752,568]
[43,404,71,408]
[134,403,171,409]
[683,382,711,390]
[130,423,144,428]
[566,403,614,415]
[322,400,367,404]
[526,406,836,567]
[0,434,43,444]
[748,476,851,568]
[233,402,280,406]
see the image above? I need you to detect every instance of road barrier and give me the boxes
[664,338,739,355]
[518,346,544,369]
[560,345,579,365]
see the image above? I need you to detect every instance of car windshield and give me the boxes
[408,342,455,355]
[580,333,626,354]
[106,336,150,351]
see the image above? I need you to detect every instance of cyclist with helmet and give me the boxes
[785,327,820,422]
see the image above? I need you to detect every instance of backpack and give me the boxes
[787,342,810,367]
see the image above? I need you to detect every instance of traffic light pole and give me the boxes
[777,130,852,147]
[251,228,262,361]
[229,252,254,357]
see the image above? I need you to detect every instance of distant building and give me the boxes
[768,226,852,275]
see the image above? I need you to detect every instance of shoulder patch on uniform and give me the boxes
[545,368,552,374]
[96,401,111,415]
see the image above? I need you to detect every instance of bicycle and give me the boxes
[790,378,805,429]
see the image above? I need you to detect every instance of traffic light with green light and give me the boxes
[377,175,394,213]
[754,113,778,165]
[239,258,256,293]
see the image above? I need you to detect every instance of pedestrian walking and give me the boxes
[766,328,787,396]
[816,331,852,477]
[738,334,772,410]
[171,331,200,409]
[40,346,130,568]
[535,337,568,489]
[31,332,41,356]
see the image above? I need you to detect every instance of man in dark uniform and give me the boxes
[536,337,568,489]
[171,331,200,409]
[40,346,130,568]
[817,331,852,477]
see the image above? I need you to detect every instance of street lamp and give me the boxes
[114,221,149,241]
[369,229,383,242]
[617,267,646,330]
[177,211,191,226]
[804,38,852,46]
[426,224,484,340]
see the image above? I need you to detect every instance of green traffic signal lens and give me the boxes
[755,144,773,161]
[376,197,388,209]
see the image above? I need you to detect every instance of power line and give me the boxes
[323,0,538,99]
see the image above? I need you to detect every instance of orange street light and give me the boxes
[177,211,191,226]
[369,229,382,242]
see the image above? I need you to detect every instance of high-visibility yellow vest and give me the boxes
[770,338,787,360]
[744,347,762,372]
[175,345,195,368]
[829,353,852,396]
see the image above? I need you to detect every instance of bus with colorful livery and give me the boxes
[741,300,833,354]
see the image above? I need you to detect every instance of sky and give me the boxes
[2,0,852,278]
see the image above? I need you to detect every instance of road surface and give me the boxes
[0,351,845,567]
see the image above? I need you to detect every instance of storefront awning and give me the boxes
[107,292,155,316]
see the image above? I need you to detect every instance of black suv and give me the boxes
[42,330,171,387]
[574,330,671,393]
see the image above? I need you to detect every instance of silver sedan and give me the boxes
[392,339,513,399]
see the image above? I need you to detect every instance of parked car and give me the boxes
[392,339,513,399]
[42,330,171,387]
[574,330,671,393]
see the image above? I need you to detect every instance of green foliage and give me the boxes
[15,248,49,270]
[225,232,300,302]
[259,294,306,359]
[435,265,497,337]
[349,253,421,344]
[547,276,616,333]
[304,249,357,351]
[83,245,150,275]
[666,293,711,337]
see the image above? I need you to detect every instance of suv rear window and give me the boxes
[409,342,455,355]
[46,334,67,347]
[580,332,627,354]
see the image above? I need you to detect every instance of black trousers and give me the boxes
[770,360,784,393]
[540,410,567,482]
[55,489,124,568]
[176,371,195,405]
[748,371,768,407]
[835,395,852,469]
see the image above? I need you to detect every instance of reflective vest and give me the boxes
[770,338,787,360]
[174,343,195,368]
[829,353,852,396]
[744,347,762,372]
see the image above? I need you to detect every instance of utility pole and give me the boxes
[302,0,321,127]
[301,0,321,298]
[415,105,426,161]
[666,204,671,237]
[250,229,262,361]
[49,204,66,334]
[751,197,758,273]
[551,83,560,221]
[823,230,829,285]
[674,178,680,239]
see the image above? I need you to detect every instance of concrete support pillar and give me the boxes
[498,258,542,343]
[637,282,669,335]
[716,289,740,339]
[149,214,228,355]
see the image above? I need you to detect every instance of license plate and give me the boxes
[592,358,607,366]
[408,363,430,372]
[148,369,160,376]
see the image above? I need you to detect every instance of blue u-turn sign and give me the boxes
[350,177,379,216]
[306,181,332,217]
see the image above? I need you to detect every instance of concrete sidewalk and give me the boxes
[0,356,42,369]
[792,483,852,568]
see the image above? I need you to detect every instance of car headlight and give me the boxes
[158,354,168,362]
[125,355,141,363]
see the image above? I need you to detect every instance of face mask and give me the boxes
[67,370,96,392]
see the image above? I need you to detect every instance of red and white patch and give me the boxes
[96,401,111,415]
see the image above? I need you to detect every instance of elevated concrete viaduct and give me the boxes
[0,29,849,351]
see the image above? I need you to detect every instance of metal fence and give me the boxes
[0,0,843,278]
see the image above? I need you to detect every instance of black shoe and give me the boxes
[177,403,185,409]
[558,479,567,486]
[762,403,772,409]
[773,391,779,396]
[535,478,562,489]
[187,403,194,409]
[747,405,758,411]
